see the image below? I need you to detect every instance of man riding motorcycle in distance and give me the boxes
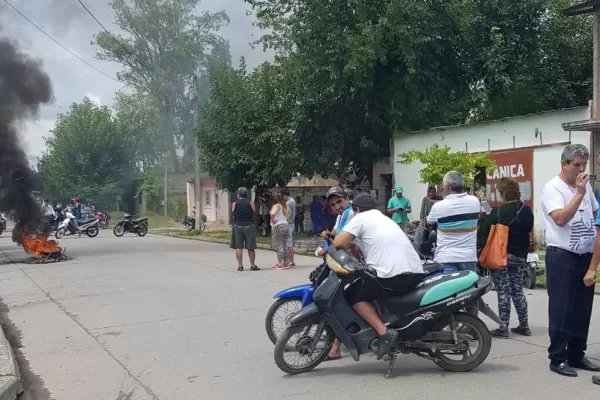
[320,187,355,361]
[333,193,426,359]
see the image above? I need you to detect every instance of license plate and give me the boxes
[527,253,539,263]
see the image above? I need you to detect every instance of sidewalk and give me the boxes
[0,327,22,400]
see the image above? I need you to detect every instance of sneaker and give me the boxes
[273,263,287,270]
[249,265,260,271]
[490,327,509,339]
[511,325,532,337]
[288,262,296,268]
[237,265,244,272]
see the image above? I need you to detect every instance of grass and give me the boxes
[155,228,272,246]
[535,266,600,289]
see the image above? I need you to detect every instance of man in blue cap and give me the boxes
[387,185,412,232]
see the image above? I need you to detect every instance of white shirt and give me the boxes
[540,176,598,254]
[427,192,481,263]
[342,209,424,278]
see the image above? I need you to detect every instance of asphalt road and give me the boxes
[0,231,599,400]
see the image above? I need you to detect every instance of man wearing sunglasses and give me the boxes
[333,193,425,359]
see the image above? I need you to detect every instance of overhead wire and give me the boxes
[2,0,121,84]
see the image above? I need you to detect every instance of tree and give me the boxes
[398,144,497,188]
[94,0,230,172]
[197,60,299,191]
[38,98,135,206]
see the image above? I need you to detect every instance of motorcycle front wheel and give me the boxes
[86,226,99,238]
[55,227,66,239]
[274,321,334,375]
[113,223,125,237]
[100,220,109,229]
[136,223,148,237]
[265,298,303,345]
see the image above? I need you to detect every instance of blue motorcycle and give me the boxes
[265,240,503,344]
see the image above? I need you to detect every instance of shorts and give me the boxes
[285,223,294,247]
[345,273,427,305]
[230,224,257,250]
[443,262,477,272]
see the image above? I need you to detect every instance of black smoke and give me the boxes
[0,38,53,244]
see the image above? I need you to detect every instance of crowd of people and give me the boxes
[228,143,600,385]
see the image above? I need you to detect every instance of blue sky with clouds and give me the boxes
[0,0,272,159]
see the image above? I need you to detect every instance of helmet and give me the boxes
[236,187,249,198]
[326,187,346,201]
[413,225,437,258]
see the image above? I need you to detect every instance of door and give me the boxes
[203,187,216,222]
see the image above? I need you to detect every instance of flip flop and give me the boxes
[324,355,341,362]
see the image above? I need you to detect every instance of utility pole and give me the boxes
[163,165,168,217]
[191,75,202,231]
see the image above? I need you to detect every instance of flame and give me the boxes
[21,229,61,257]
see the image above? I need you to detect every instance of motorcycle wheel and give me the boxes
[523,266,536,289]
[136,223,148,237]
[433,312,491,373]
[113,223,125,237]
[86,226,99,238]
[274,321,334,375]
[55,227,66,239]
[265,298,303,345]
[100,220,109,229]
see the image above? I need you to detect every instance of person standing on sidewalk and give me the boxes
[281,189,296,267]
[477,178,533,338]
[231,187,259,272]
[270,193,291,269]
[540,144,600,378]
[387,186,412,232]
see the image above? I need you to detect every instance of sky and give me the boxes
[0,0,272,160]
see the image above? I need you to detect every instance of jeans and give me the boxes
[311,217,323,236]
[546,246,595,366]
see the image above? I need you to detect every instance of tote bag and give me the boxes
[479,203,524,269]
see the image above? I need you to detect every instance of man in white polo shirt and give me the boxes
[427,171,481,315]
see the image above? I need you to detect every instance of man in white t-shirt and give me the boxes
[540,144,600,378]
[333,194,425,359]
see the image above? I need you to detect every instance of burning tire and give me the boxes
[86,226,99,238]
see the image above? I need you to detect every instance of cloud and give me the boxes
[85,92,102,106]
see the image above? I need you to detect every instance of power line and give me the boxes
[76,0,133,57]
[3,0,121,84]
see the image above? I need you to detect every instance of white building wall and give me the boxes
[393,107,592,242]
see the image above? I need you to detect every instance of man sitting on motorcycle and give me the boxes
[333,194,426,358]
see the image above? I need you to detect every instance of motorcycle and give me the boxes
[96,211,110,229]
[524,242,542,289]
[273,243,493,377]
[0,213,6,236]
[55,210,100,238]
[113,213,149,237]
[265,238,504,345]
[183,211,206,233]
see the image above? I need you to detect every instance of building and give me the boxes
[393,105,593,241]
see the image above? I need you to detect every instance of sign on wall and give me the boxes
[485,148,534,211]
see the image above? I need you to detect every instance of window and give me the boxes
[204,190,212,206]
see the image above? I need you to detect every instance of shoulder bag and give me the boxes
[479,203,525,269]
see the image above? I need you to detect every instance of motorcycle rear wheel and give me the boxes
[433,312,491,372]
[136,223,148,237]
[55,227,66,239]
[86,226,99,238]
[265,298,303,345]
[274,321,334,375]
[113,223,125,237]
[100,220,109,229]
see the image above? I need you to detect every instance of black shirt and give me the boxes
[233,199,254,226]
[477,202,534,259]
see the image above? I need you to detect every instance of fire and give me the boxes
[21,230,61,257]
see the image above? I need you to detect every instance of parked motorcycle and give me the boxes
[524,242,542,289]
[273,243,493,377]
[96,211,110,229]
[113,213,149,237]
[265,239,504,345]
[183,211,206,233]
[55,210,100,238]
[0,213,6,236]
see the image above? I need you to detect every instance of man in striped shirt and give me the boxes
[427,171,481,315]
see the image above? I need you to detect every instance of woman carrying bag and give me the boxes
[477,178,534,338]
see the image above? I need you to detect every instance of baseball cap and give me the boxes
[352,193,377,211]
[395,186,403,193]
[326,187,346,201]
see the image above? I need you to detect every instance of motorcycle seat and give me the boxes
[381,270,479,315]
[133,217,148,223]
[422,262,445,275]
[80,218,96,225]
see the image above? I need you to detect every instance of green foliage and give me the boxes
[197,60,300,191]
[95,0,230,171]
[136,172,162,212]
[168,195,187,222]
[398,145,497,188]
[39,98,135,203]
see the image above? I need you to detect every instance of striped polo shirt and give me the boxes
[426,193,481,263]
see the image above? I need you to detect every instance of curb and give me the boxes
[150,231,320,257]
[0,325,22,400]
